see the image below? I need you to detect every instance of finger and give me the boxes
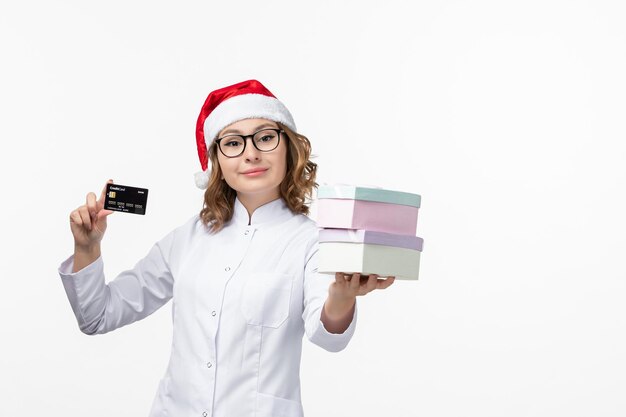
[365,274,378,292]
[340,272,352,282]
[97,179,114,209]
[97,208,114,220]
[377,276,396,289]
[78,206,92,230]
[350,272,361,290]
[70,210,83,227]
[335,272,345,284]
[86,192,97,218]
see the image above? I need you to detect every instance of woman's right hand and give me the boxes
[70,179,115,249]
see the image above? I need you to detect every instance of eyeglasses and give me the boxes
[215,128,284,158]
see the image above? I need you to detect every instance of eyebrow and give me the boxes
[220,122,278,136]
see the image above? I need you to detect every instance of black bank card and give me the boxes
[104,183,149,215]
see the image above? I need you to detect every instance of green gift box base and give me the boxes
[318,241,421,280]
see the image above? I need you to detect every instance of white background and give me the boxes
[1,0,625,416]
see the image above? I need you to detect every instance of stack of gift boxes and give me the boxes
[316,184,423,280]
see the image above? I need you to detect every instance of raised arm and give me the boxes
[60,179,175,335]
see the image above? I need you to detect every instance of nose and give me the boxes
[242,137,261,161]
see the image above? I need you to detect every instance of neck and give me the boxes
[237,191,281,225]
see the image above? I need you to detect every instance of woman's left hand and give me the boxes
[321,272,396,332]
[330,272,396,301]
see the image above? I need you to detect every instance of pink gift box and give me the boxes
[317,198,419,235]
[316,184,421,235]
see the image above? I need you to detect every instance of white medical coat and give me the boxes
[58,196,358,417]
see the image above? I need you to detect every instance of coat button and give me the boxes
[207,362,213,368]
[224,266,230,271]
[203,412,208,417]
[211,311,216,316]
[244,230,249,235]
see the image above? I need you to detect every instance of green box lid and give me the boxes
[317,183,421,208]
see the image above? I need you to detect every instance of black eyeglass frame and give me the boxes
[215,128,284,158]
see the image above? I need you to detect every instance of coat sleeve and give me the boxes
[57,229,176,335]
[301,239,358,352]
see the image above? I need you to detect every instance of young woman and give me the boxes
[59,79,395,417]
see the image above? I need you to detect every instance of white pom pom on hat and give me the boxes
[194,79,297,189]
[194,169,211,189]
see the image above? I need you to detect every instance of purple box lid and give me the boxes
[319,228,423,251]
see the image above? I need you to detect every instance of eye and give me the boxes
[224,140,242,147]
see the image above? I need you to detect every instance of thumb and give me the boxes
[97,209,114,221]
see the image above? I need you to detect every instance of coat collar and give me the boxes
[233,195,294,227]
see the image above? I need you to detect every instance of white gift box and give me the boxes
[317,229,423,280]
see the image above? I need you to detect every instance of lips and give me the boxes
[242,168,268,174]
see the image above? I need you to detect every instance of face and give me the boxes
[216,118,288,203]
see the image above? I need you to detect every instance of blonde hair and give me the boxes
[199,122,318,234]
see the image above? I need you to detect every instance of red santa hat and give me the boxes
[194,79,297,189]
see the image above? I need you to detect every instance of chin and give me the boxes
[238,180,281,194]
